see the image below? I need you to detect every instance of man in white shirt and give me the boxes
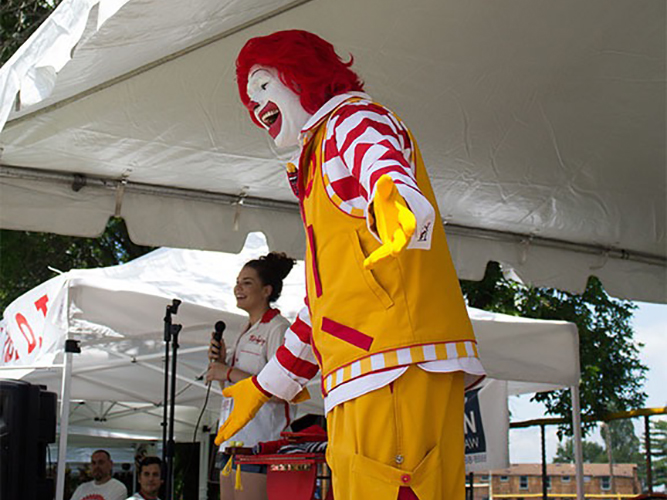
[70,450,128,500]
[126,457,162,500]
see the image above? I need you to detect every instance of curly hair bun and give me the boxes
[245,252,296,303]
[262,252,296,280]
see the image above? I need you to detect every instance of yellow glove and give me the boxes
[214,377,270,446]
[364,174,417,269]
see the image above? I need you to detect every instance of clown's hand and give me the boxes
[214,377,270,446]
[364,175,417,269]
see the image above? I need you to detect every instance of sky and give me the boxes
[509,301,667,464]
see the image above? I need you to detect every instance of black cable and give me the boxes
[193,382,212,443]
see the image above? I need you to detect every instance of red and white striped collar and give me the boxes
[298,92,371,143]
[260,308,281,323]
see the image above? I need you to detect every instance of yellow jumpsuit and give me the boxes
[297,100,479,498]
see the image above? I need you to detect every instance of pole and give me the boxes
[644,415,653,493]
[489,472,493,500]
[198,428,210,500]
[162,299,181,500]
[55,340,80,500]
[541,423,548,500]
[162,309,173,463]
[571,385,585,500]
[166,322,182,500]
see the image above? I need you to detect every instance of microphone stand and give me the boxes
[162,299,182,500]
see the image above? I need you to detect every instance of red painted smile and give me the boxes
[258,101,282,139]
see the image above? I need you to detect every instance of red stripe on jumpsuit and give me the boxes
[321,317,374,351]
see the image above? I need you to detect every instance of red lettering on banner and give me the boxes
[3,336,11,363]
[3,335,19,363]
[34,295,49,317]
[15,313,37,354]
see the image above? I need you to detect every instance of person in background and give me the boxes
[126,457,162,500]
[206,252,298,500]
[70,450,128,500]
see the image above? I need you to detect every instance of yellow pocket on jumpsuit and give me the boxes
[328,444,443,499]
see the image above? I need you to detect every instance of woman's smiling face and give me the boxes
[246,66,312,148]
[234,265,271,313]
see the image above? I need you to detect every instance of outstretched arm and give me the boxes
[214,306,319,445]
[327,100,435,265]
[214,377,270,445]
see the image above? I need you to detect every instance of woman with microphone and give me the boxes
[206,252,297,500]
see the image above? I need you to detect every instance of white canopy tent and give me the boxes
[2,1,660,497]
[0,233,580,498]
[0,234,305,499]
[0,0,664,304]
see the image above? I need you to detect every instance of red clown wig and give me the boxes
[236,30,364,122]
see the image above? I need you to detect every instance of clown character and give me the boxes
[216,30,485,500]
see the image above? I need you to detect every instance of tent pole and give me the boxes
[198,427,210,500]
[541,423,548,500]
[571,385,585,500]
[55,340,79,500]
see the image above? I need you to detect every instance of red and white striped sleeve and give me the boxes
[326,100,436,249]
[255,306,319,400]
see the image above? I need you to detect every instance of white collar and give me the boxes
[298,92,371,144]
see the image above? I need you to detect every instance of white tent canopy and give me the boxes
[0,0,664,303]
[0,233,579,411]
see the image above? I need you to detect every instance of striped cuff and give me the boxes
[251,375,272,398]
[366,176,435,251]
[256,357,305,401]
[396,184,435,250]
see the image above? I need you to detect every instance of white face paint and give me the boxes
[246,66,312,148]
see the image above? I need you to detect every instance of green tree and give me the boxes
[601,419,642,464]
[646,419,667,489]
[0,218,154,311]
[1,0,63,65]
[554,438,607,464]
[461,262,648,436]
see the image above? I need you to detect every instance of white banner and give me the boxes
[465,378,509,472]
[1,275,68,368]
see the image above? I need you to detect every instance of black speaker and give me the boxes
[0,379,57,500]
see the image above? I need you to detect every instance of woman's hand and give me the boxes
[206,361,229,383]
[208,331,226,362]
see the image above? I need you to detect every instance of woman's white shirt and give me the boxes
[218,309,295,449]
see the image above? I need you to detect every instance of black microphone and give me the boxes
[206,320,228,372]
[213,320,226,342]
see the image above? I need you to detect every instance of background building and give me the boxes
[469,463,641,500]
